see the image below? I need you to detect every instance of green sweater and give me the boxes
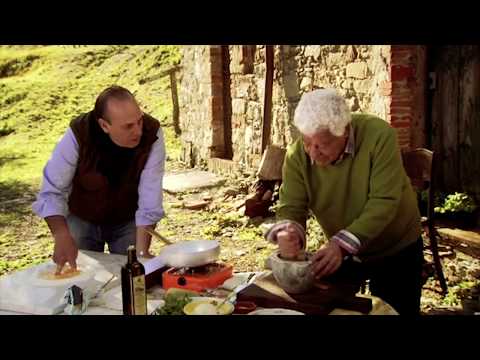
[277,113,421,262]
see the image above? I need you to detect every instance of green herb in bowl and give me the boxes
[152,294,192,315]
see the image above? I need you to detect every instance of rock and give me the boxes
[236,81,250,98]
[169,202,184,208]
[232,99,247,115]
[300,77,312,90]
[360,48,370,59]
[304,45,321,60]
[246,101,262,121]
[163,170,225,194]
[346,62,368,79]
[341,79,353,89]
[183,200,210,210]
[346,45,357,62]
[326,52,344,67]
[223,188,240,198]
[235,250,247,257]
[353,79,371,93]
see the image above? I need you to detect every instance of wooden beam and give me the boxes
[138,65,182,85]
[170,72,181,136]
[437,227,480,249]
[138,65,182,137]
[437,227,480,258]
[261,45,274,153]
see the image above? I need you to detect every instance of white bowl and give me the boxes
[183,297,234,315]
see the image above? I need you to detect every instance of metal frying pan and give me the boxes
[145,228,220,268]
[161,240,220,268]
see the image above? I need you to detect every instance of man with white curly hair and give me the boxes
[266,88,424,315]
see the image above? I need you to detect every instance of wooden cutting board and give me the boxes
[237,272,372,315]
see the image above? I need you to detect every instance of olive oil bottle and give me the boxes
[121,245,147,315]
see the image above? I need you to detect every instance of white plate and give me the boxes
[28,262,95,287]
[248,308,305,315]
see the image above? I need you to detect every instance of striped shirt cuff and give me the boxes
[331,229,361,255]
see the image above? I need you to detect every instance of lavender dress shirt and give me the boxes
[32,127,165,226]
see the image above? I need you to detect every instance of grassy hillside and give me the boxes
[0,45,182,274]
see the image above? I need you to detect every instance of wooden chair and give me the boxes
[401,148,448,295]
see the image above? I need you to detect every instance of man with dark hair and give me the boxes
[33,86,165,273]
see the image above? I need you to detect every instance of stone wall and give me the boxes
[228,45,392,168]
[177,45,225,166]
[229,45,266,168]
[178,45,425,169]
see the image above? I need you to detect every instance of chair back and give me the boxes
[401,148,436,221]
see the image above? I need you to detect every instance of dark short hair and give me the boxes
[94,85,136,123]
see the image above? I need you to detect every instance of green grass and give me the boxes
[0,45,182,186]
[0,45,182,275]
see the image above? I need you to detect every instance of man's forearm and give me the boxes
[45,215,70,238]
[136,225,155,256]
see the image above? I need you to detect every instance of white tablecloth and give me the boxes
[0,251,397,315]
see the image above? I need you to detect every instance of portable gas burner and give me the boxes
[162,263,233,292]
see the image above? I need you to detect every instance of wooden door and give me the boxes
[429,46,480,197]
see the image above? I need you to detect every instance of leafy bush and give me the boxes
[434,192,478,214]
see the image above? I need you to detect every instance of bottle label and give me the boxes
[131,275,147,315]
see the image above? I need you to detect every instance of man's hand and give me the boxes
[53,232,78,274]
[311,241,344,280]
[45,215,78,274]
[277,223,303,260]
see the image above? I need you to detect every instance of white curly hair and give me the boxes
[293,89,351,137]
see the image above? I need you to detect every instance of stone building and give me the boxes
[176,45,480,196]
